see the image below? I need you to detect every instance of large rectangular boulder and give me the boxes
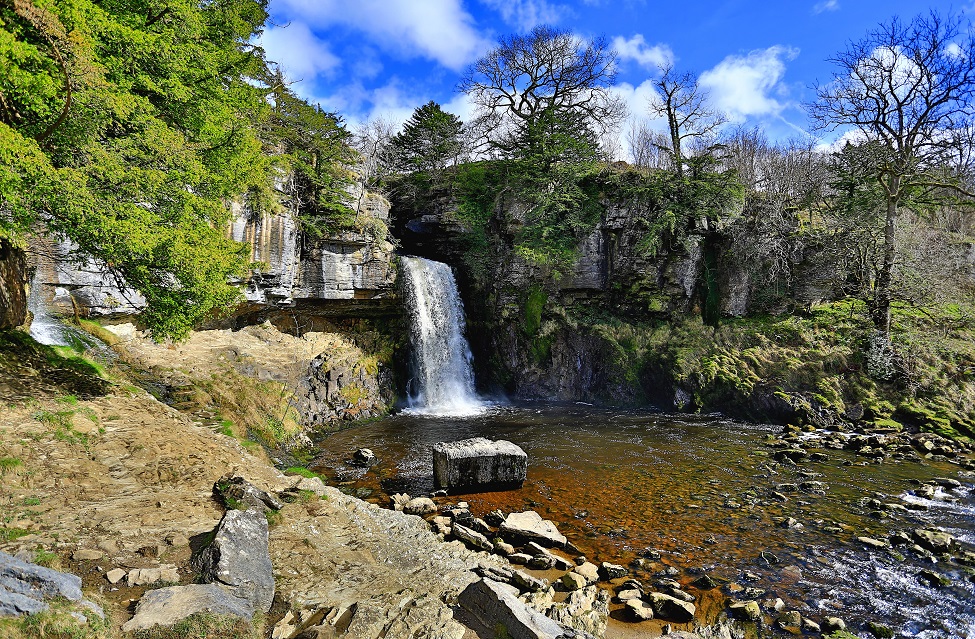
[459,578,566,639]
[433,437,527,491]
[499,511,567,548]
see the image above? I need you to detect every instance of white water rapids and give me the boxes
[401,256,484,416]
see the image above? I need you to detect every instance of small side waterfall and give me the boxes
[27,266,69,346]
[401,256,483,416]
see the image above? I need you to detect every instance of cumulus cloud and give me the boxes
[813,0,839,14]
[479,0,571,32]
[699,46,799,122]
[611,34,673,71]
[260,22,340,83]
[273,0,491,71]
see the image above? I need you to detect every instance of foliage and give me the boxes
[0,0,360,340]
[389,101,464,176]
[264,69,358,239]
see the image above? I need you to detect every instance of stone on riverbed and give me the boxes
[646,592,696,623]
[500,511,567,548]
[458,578,568,639]
[433,438,527,491]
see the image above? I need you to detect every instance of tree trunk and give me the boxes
[872,180,898,334]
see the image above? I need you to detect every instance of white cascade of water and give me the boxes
[27,266,69,346]
[401,256,483,416]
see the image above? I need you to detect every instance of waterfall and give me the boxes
[27,266,68,346]
[401,256,483,416]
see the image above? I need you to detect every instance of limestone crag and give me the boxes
[291,350,395,427]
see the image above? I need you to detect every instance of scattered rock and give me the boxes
[546,586,609,636]
[73,549,104,561]
[912,528,955,554]
[106,568,126,584]
[857,536,889,549]
[351,448,378,467]
[214,474,283,512]
[867,621,894,639]
[728,600,762,622]
[573,562,600,585]
[121,584,253,632]
[918,569,951,587]
[646,592,696,623]
[452,524,494,553]
[823,617,847,632]
[598,562,627,580]
[500,511,567,548]
[561,572,587,591]
[509,553,532,565]
[625,597,655,621]
[777,610,801,631]
[403,497,437,516]
[193,509,274,612]
[433,438,527,490]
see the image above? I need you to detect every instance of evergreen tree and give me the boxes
[389,101,464,176]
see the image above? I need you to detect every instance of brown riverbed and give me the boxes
[309,403,975,638]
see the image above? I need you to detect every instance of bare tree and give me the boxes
[809,10,975,336]
[626,118,670,169]
[352,116,397,190]
[649,64,725,178]
[459,25,626,157]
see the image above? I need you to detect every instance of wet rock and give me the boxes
[823,617,847,632]
[867,621,894,638]
[121,584,253,632]
[801,618,821,632]
[728,600,762,622]
[598,562,627,580]
[458,578,567,639]
[485,509,506,526]
[403,497,437,516]
[433,438,527,490]
[193,509,274,612]
[452,524,494,553]
[646,592,696,623]
[857,536,889,549]
[625,598,654,621]
[616,589,641,601]
[560,572,587,591]
[691,574,718,590]
[500,511,567,548]
[529,555,555,570]
[351,448,378,467]
[912,528,955,554]
[777,610,801,632]
[573,562,600,585]
[918,569,951,587]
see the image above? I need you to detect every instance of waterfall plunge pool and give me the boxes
[308,403,975,638]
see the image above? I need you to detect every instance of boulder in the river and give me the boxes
[728,600,762,622]
[499,511,567,548]
[403,497,437,516]
[433,437,527,491]
[351,448,379,467]
[598,562,627,580]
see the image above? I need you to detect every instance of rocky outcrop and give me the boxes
[192,508,275,612]
[0,550,102,621]
[0,239,28,329]
[433,437,527,491]
[459,578,589,639]
[290,349,395,428]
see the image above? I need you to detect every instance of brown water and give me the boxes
[308,403,975,638]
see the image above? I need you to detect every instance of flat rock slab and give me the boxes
[121,584,253,632]
[433,438,527,491]
[0,550,83,602]
[459,578,567,639]
[193,509,274,612]
[500,511,567,548]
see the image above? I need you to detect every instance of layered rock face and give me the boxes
[31,185,397,324]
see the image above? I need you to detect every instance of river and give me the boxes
[308,403,975,638]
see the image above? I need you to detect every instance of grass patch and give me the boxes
[283,466,321,479]
[33,548,60,569]
[0,456,23,475]
[0,599,111,639]
[133,612,264,639]
[0,528,32,542]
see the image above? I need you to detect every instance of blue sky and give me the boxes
[260,0,968,156]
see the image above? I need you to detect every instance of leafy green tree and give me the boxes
[264,68,357,240]
[390,101,464,176]
[0,0,352,340]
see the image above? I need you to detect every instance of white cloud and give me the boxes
[699,46,799,122]
[480,0,571,32]
[813,0,839,14]
[610,79,663,123]
[259,22,340,82]
[273,0,491,71]
[611,34,673,71]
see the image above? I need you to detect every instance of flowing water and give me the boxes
[309,405,975,638]
[27,266,69,346]
[400,256,483,416]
